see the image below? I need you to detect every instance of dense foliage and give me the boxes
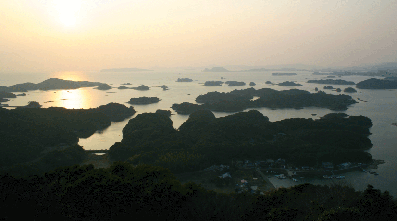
[109,110,373,174]
[0,162,396,220]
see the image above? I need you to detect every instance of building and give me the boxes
[322,162,334,170]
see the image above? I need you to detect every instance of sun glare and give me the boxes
[54,0,82,27]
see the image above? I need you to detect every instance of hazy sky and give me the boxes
[1,0,396,72]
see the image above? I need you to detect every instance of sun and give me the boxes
[54,0,82,27]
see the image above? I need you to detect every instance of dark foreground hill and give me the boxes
[0,162,396,221]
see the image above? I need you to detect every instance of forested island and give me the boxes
[277,81,302,86]
[127,97,160,104]
[356,78,397,89]
[225,81,246,86]
[204,81,223,86]
[0,78,109,92]
[307,79,355,85]
[173,88,357,114]
[109,111,373,173]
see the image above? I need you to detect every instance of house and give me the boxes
[338,162,352,170]
[266,159,274,166]
[322,162,334,170]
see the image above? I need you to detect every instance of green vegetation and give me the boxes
[0,162,396,220]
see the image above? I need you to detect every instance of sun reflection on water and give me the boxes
[46,89,92,109]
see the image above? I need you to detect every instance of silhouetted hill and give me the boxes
[202,67,230,72]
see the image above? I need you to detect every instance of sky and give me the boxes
[0,0,396,72]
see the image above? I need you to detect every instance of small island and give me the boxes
[100,68,152,72]
[335,88,341,92]
[127,97,160,104]
[277,81,302,86]
[307,79,355,85]
[118,86,129,89]
[356,78,397,89]
[176,78,193,82]
[326,76,336,78]
[225,81,246,86]
[265,81,273,84]
[0,91,16,102]
[323,86,334,89]
[131,85,150,90]
[95,84,112,90]
[344,87,357,93]
[204,81,223,86]
[272,73,297,76]
[202,67,230,72]
[249,82,256,86]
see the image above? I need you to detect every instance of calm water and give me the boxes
[1,71,396,196]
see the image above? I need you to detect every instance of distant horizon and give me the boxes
[1,1,396,73]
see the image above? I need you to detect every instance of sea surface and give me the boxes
[1,71,396,196]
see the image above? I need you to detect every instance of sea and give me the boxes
[1,70,397,196]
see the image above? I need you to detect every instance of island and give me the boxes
[131,85,150,90]
[95,84,112,90]
[277,81,302,86]
[171,87,357,114]
[100,68,152,72]
[323,86,334,89]
[265,81,273,84]
[315,87,318,91]
[249,82,256,86]
[202,67,230,72]
[272,73,297,76]
[356,78,397,89]
[326,76,336,78]
[335,88,341,92]
[0,78,109,93]
[307,79,355,85]
[176,78,193,82]
[118,86,129,89]
[225,81,246,86]
[121,83,132,85]
[344,87,357,93]
[109,110,373,177]
[160,85,169,90]
[127,97,160,104]
[204,81,223,86]
[0,91,16,102]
